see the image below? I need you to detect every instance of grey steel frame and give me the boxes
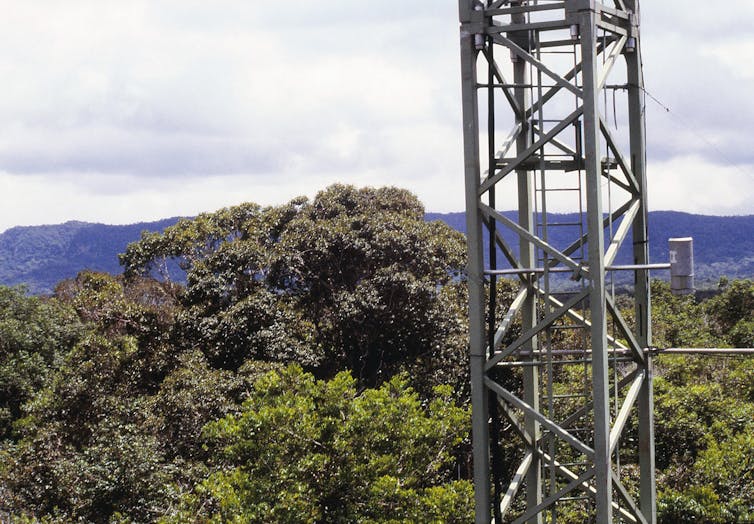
[460,1,655,522]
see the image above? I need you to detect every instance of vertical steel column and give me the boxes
[625,1,657,521]
[459,2,492,522]
[578,6,613,523]
[511,5,543,522]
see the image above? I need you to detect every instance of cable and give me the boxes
[640,84,754,179]
[640,86,669,113]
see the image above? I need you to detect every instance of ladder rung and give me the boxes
[556,461,591,468]
[552,393,588,399]
[560,496,593,502]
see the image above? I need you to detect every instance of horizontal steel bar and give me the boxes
[485,2,566,17]
[539,221,584,226]
[484,262,670,275]
[659,348,754,355]
[476,83,534,88]
[494,357,636,367]
[521,349,633,356]
[495,158,584,171]
[553,393,590,400]
[606,263,671,271]
[488,20,571,34]
[537,40,579,49]
[497,348,754,362]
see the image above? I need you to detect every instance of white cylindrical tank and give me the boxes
[669,237,694,295]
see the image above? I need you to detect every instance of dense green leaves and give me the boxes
[650,280,718,348]
[164,365,473,523]
[706,279,754,347]
[0,286,83,440]
[2,185,754,522]
[121,184,468,388]
[1,185,474,522]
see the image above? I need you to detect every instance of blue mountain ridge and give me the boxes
[426,211,754,288]
[1,211,752,294]
[0,218,182,294]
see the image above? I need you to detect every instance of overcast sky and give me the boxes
[1,1,753,232]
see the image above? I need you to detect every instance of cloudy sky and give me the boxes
[0,1,753,232]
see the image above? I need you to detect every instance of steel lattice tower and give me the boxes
[460,1,656,522]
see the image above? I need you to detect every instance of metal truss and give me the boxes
[460,1,655,522]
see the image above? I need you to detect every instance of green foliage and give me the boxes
[729,319,754,348]
[0,286,83,440]
[694,430,754,508]
[652,352,754,521]
[658,485,735,524]
[1,186,474,522]
[163,364,473,523]
[649,278,754,521]
[146,349,279,461]
[2,273,199,522]
[705,279,754,347]
[2,329,177,522]
[121,185,468,390]
[3,185,754,522]
[650,280,717,348]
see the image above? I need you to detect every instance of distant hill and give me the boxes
[0,218,181,294]
[1,211,752,294]
[427,211,754,288]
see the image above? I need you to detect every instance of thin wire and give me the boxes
[641,85,754,179]
[641,87,669,113]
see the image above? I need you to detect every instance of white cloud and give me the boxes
[0,170,339,232]
[648,155,754,215]
[702,39,754,81]
[0,0,752,233]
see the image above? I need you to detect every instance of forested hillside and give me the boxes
[0,219,181,294]
[1,185,753,522]
[427,211,754,287]
[1,210,753,294]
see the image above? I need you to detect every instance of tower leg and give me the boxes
[511,6,543,523]
[459,5,492,522]
[579,8,613,523]
[625,1,657,519]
